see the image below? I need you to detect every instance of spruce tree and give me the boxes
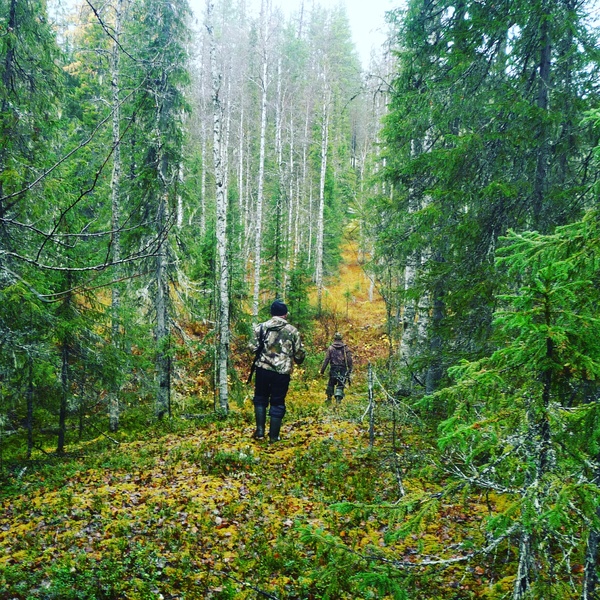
[431,210,600,598]
[126,0,191,418]
[375,0,600,396]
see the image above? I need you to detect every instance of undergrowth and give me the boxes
[0,242,573,600]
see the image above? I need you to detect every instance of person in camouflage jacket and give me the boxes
[320,332,353,404]
[249,300,305,442]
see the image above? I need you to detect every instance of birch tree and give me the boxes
[206,0,229,413]
[251,0,270,318]
[314,85,330,312]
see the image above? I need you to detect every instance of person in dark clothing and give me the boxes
[249,300,305,442]
[320,332,353,404]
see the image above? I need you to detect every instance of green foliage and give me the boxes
[298,525,409,600]
[374,0,600,392]
[286,258,315,334]
[427,208,600,596]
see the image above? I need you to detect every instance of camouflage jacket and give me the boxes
[249,317,305,375]
[320,341,353,375]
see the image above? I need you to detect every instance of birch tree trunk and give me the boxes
[315,88,330,312]
[222,69,232,205]
[252,0,269,317]
[284,115,295,291]
[199,62,207,236]
[274,56,284,297]
[296,99,311,260]
[238,99,245,246]
[109,0,124,432]
[207,0,229,413]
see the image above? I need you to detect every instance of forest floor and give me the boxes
[0,237,515,600]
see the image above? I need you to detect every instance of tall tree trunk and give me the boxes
[274,57,284,297]
[399,138,429,391]
[315,89,330,312]
[533,1,551,229]
[154,183,170,419]
[296,99,311,261]
[57,340,69,455]
[109,0,124,432]
[222,67,232,204]
[243,134,253,261]
[26,355,34,459]
[200,66,208,237]
[284,116,295,292]
[0,0,17,216]
[425,289,444,394]
[238,100,245,246]
[57,282,72,454]
[207,0,229,413]
[252,0,269,317]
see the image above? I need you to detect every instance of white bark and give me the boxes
[222,66,232,204]
[283,114,294,291]
[315,88,330,311]
[200,66,207,237]
[252,0,269,317]
[243,136,252,261]
[238,99,245,244]
[274,56,284,294]
[207,0,229,412]
[296,99,311,260]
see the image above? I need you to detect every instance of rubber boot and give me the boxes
[325,385,333,405]
[269,416,283,443]
[253,405,266,439]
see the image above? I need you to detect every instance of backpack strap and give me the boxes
[247,325,265,384]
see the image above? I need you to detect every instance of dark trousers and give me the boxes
[326,367,348,399]
[253,367,290,419]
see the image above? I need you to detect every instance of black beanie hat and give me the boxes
[270,300,288,316]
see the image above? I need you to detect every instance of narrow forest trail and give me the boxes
[0,238,405,600]
[0,244,498,599]
[269,234,389,435]
[313,237,389,370]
